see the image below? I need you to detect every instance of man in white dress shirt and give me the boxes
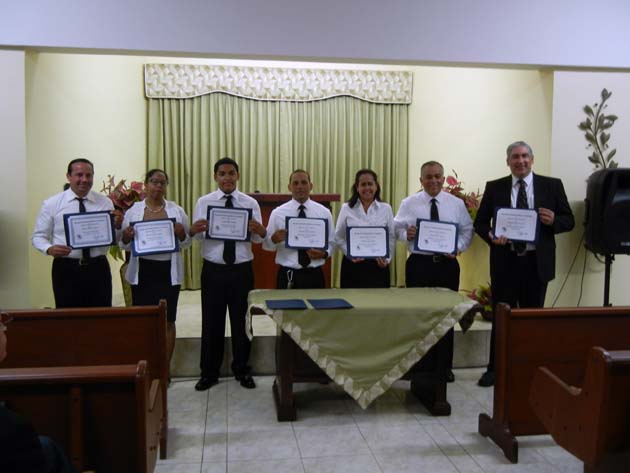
[394,160,474,382]
[264,170,334,289]
[32,158,123,308]
[189,157,267,391]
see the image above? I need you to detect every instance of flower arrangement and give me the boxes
[101,175,145,261]
[100,175,146,211]
[443,171,482,220]
[466,283,492,321]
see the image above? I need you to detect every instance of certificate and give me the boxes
[414,219,458,255]
[493,207,539,243]
[131,218,179,256]
[285,217,328,250]
[206,206,252,241]
[63,211,115,249]
[347,226,389,259]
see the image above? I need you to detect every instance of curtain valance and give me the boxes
[144,64,412,104]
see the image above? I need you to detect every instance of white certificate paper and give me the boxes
[206,206,252,241]
[493,207,539,243]
[131,218,178,256]
[414,219,458,255]
[347,226,389,258]
[285,217,328,250]
[63,211,115,249]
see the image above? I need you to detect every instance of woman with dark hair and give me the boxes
[120,169,191,365]
[334,169,395,288]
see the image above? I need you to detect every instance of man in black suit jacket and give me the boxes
[474,141,575,387]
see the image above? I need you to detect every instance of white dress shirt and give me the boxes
[192,189,263,264]
[334,200,396,261]
[394,190,473,254]
[32,188,116,259]
[263,198,335,269]
[119,200,192,285]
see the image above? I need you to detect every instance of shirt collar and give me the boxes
[422,190,443,203]
[512,172,534,188]
[65,189,93,203]
[291,198,311,208]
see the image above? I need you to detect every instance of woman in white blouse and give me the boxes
[335,169,396,288]
[120,169,191,364]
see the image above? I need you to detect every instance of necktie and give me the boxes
[222,195,235,265]
[430,198,439,221]
[76,197,90,262]
[297,204,311,268]
[514,179,528,253]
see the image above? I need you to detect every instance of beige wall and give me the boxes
[0,50,28,308]
[22,51,554,306]
[550,71,630,307]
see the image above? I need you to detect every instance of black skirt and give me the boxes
[340,257,390,289]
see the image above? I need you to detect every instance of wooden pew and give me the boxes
[0,302,168,460]
[530,347,630,473]
[477,304,630,463]
[0,361,161,473]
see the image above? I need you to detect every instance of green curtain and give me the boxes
[147,92,408,289]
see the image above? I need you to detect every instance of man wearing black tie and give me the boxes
[190,158,267,391]
[475,141,574,387]
[264,170,334,289]
[31,159,123,308]
[394,161,473,382]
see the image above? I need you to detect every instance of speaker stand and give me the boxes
[604,253,614,307]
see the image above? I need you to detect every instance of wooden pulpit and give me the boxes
[248,193,340,289]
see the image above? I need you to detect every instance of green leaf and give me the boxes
[609,161,619,169]
[585,132,597,145]
[601,132,610,145]
[607,114,618,122]
[588,154,600,164]
[597,114,605,128]
[601,88,611,101]
[578,121,590,131]
[606,149,617,161]
[583,105,594,116]
[601,122,613,130]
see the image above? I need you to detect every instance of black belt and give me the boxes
[281,265,323,273]
[413,254,449,263]
[203,260,251,271]
[60,255,107,267]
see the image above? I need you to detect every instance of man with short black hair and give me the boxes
[32,159,123,308]
[264,169,334,289]
[190,157,267,391]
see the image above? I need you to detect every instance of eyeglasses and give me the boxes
[148,179,168,187]
[0,313,13,332]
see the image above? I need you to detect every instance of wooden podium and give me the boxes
[248,193,340,289]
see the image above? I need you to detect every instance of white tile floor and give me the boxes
[157,368,583,473]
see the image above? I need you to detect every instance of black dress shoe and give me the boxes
[447,370,455,383]
[478,370,495,387]
[235,374,256,389]
[195,377,218,391]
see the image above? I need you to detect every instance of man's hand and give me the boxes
[538,207,555,226]
[190,219,208,237]
[307,248,327,259]
[111,210,124,230]
[375,257,389,268]
[271,229,287,244]
[249,219,267,238]
[406,225,417,241]
[489,231,509,246]
[47,245,72,257]
[122,226,135,244]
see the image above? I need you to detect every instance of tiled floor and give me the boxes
[157,368,582,473]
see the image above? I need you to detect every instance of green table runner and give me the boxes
[248,287,477,408]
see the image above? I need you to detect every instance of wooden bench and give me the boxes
[478,304,630,463]
[0,361,161,473]
[0,302,168,461]
[530,346,630,473]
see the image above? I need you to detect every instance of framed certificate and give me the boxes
[131,218,179,256]
[493,207,539,243]
[63,211,115,249]
[285,217,328,250]
[414,219,458,255]
[206,206,252,241]
[346,226,389,259]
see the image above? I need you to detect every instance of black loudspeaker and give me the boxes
[585,168,630,255]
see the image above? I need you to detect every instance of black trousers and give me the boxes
[200,260,253,379]
[131,259,181,322]
[487,251,547,371]
[405,253,460,372]
[340,258,390,288]
[276,266,325,289]
[51,256,112,308]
